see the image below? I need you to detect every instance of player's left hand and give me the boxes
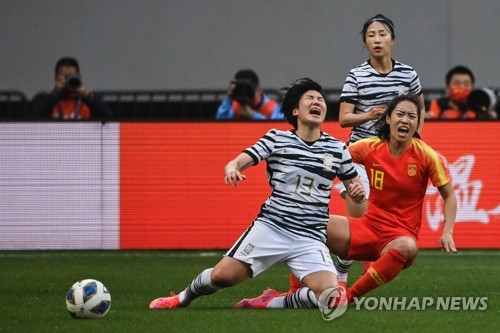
[440,232,457,254]
[348,181,366,204]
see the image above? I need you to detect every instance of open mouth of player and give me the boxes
[398,126,409,135]
[309,108,321,116]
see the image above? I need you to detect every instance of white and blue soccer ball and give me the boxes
[66,279,112,319]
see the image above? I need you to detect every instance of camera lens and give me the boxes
[66,75,82,89]
[230,80,255,105]
[467,88,496,113]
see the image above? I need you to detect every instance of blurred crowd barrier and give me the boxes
[0,89,459,121]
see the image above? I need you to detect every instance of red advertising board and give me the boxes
[120,122,500,249]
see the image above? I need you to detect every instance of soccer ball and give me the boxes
[66,279,112,319]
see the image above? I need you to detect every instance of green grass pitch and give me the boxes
[1,250,498,333]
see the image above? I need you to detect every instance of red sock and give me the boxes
[348,249,407,302]
[288,273,303,293]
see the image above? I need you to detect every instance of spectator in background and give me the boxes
[32,57,111,120]
[216,69,283,120]
[426,65,497,120]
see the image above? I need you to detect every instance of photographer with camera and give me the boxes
[32,57,110,120]
[215,69,283,120]
[426,65,497,120]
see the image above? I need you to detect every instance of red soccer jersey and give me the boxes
[348,137,451,239]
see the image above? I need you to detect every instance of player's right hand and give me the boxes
[224,170,247,188]
[369,104,387,120]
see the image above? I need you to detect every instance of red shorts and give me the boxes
[346,216,418,263]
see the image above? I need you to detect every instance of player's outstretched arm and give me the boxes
[438,182,458,253]
[224,152,253,188]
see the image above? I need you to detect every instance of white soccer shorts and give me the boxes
[226,220,337,281]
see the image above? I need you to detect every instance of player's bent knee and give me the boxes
[395,238,419,260]
[383,236,419,261]
[303,271,338,298]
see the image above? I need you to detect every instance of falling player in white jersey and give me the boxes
[149,78,365,310]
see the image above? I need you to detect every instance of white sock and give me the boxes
[334,257,353,283]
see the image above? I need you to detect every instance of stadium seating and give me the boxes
[0,91,30,120]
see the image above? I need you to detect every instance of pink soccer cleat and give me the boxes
[149,291,185,309]
[329,286,349,308]
[234,288,281,309]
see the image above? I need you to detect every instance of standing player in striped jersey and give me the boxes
[149,78,366,310]
[332,13,427,285]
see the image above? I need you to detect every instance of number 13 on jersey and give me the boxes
[295,174,314,196]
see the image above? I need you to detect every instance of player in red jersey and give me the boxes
[238,94,457,308]
[327,94,457,303]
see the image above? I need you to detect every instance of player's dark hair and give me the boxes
[445,65,475,86]
[280,78,326,129]
[376,95,422,141]
[361,14,395,43]
[55,57,80,76]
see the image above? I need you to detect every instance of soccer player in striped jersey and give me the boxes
[328,94,457,303]
[149,78,365,310]
[333,13,427,285]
